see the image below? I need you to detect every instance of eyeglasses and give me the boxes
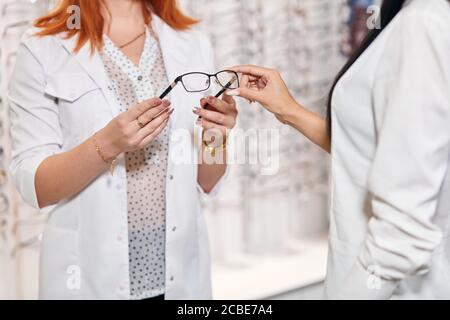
[159,70,240,99]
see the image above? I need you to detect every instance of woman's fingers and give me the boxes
[138,118,170,148]
[227,87,262,103]
[241,74,249,88]
[230,65,271,78]
[136,100,171,127]
[136,107,173,141]
[193,107,235,128]
[127,98,165,120]
[202,96,236,115]
[200,119,228,136]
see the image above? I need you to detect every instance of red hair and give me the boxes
[34,0,198,52]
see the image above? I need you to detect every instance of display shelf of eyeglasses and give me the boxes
[183,4,335,301]
[179,0,342,295]
[0,0,54,299]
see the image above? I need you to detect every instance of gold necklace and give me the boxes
[117,29,146,49]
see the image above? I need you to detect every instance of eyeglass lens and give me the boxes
[215,71,239,90]
[181,73,211,92]
[181,71,239,93]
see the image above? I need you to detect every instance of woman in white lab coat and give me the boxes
[228,0,450,299]
[8,0,237,300]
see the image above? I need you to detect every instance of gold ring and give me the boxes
[137,118,146,129]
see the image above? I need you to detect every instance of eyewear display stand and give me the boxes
[0,0,53,300]
[180,0,349,299]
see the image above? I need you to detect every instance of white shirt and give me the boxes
[327,0,450,299]
[8,15,224,300]
[102,29,170,299]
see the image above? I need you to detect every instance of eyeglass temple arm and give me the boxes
[159,76,183,99]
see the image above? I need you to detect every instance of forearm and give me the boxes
[197,147,227,194]
[35,130,114,208]
[282,101,331,153]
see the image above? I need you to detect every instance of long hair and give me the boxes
[34,0,198,52]
[326,0,406,135]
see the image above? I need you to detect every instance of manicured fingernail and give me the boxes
[227,89,240,96]
[193,107,200,114]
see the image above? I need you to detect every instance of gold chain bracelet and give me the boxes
[93,133,117,176]
[202,130,227,157]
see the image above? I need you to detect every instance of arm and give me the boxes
[34,105,171,208]
[228,65,331,153]
[197,145,228,194]
[282,101,331,153]
[9,42,172,209]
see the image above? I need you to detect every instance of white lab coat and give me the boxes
[327,0,450,299]
[8,15,223,300]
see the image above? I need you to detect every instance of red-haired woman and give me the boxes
[8,0,237,300]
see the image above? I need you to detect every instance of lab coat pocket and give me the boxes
[39,225,81,300]
[44,73,107,139]
[44,73,99,103]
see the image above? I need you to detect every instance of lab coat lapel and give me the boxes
[152,15,190,85]
[152,15,192,127]
[56,35,121,117]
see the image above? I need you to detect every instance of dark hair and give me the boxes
[327,0,407,135]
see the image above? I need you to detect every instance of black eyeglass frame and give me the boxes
[159,70,240,100]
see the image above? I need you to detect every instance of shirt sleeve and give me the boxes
[8,39,63,211]
[335,10,450,299]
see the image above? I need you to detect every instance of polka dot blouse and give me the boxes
[101,27,169,300]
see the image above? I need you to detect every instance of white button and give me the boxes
[170,276,175,282]
[169,175,174,180]
[172,227,177,232]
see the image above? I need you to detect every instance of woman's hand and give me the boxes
[195,94,236,193]
[193,94,238,135]
[227,65,298,123]
[34,98,173,208]
[97,98,173,160]
[228,65,331,152]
